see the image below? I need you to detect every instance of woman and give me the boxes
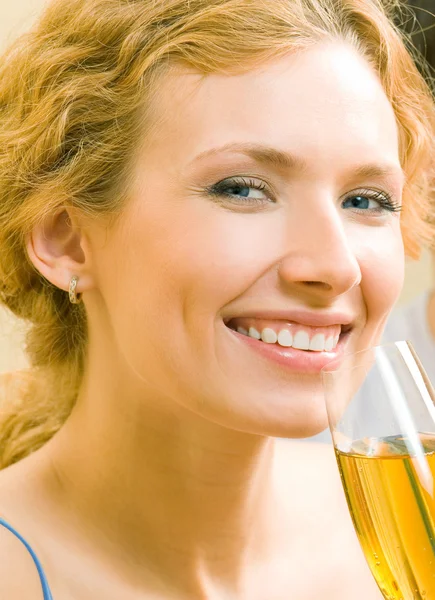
[0,0,433,598]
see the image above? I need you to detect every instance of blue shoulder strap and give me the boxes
[0,517,53,599]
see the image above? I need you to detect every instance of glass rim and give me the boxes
[320,339,411,375]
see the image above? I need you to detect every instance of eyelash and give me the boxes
[206,177,271,206]
[205,177,401,213]
[346,188,402,214]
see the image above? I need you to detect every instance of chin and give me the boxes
[257,404,330,439]
[193,380,330,440]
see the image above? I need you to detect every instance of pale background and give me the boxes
[0,0,433,373]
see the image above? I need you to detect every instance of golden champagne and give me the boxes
[336,434,435,600]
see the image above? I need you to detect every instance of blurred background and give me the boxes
[0,0,433,374]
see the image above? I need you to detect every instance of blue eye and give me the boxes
[221,183,265,199]
[342,190,401,214]
[206,177,274,206]
[343,196,372,209]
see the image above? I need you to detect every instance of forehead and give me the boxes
[143,42,400,176]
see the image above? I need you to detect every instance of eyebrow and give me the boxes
[191,142,406,183]
[351,163,406,184]
[192,142,306,171]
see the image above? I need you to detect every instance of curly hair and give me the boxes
[0,0,434,468]
[401,0,435,75]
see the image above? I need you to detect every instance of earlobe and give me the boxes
[26,208,93,295]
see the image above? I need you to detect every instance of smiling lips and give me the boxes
[226,319,343,352]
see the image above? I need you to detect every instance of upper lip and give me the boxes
[224,309,355,330]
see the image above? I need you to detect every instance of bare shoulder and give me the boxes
[0,455,50,598]
[0,509,46,599]
[274,439,384,599]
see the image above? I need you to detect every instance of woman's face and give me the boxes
[89,43,404,437]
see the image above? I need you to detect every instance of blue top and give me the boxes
[0,517,53,599]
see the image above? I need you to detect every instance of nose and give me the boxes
[277,199,361,300]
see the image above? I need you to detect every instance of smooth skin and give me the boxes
[0,43,404,599]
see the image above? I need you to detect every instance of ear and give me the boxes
[26,207,95,297]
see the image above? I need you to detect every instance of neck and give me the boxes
[40,364,280,596]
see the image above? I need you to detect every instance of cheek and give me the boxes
[357,222,405,325]
[179,217,278,307]
[101,202,279,362]
[122,205,281,316]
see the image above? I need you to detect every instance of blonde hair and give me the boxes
[0,0,434,468]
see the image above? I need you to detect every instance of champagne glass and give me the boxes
[322,341,435,600]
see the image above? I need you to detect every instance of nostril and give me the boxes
[302,281,333,291]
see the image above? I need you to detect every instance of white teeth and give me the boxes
[277,329,293,347]
[235,323,340,351]
[325,337,334,352]
[248,327,261,340]
[293,331,310,351]
[309,333,326,352]
[261,328,278,344]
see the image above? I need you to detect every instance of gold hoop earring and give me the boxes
[69,275,82,304]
